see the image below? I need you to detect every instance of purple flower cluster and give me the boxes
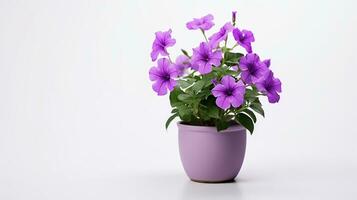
[238,53,281,103]
[148,12,282,110]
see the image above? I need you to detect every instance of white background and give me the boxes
[1,0,357,199]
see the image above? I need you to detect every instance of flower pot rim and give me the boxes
[177,121,245,133]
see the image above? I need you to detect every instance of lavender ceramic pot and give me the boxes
[178,122,246,183]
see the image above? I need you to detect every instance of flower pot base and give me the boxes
[190,178,236,184]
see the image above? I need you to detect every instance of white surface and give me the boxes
[1,0,357,199]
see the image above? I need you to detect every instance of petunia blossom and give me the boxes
[212,75,246,109]
[239,53,268,84]
[150,29,176,61]
[208,22,233,48]
[232,28,255,53]
[191,42,222,74]
[174,55,191,77]
[186,14,214,31]
[149,58,177,96]
[256,70,282,103]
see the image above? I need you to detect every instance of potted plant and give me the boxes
[148,12,282,183]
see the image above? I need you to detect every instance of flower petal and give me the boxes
[267,91,280,103]
[262,59,271,68]
[255,82,267,93]
[186,14,214,30]
[212,84,226,97]
[221,75,235,86]
[149,66,161,81]
[242,30,255,43]
[167,79,177,91]
[233,28,243,41]
[233,81,246,96]
[241,71,251,84]
[150,50,159,62]
[199,62,212,74]
[241,43,252,53]
[216,96,231,109]
[273,78,282,93]
[158,58,170,73]
[230,95,244,108]
[152,80,168,96]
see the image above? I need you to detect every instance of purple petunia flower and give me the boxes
[232,28,255,53]
[186,14,214,31]
[208,22,234,48]
[191,42,222,74]
[150,29,176,62]
[174,55,191,77]
[239,53,268,84]
[212,75,246,109]
[256,70,282,103]
[149,58,177,96]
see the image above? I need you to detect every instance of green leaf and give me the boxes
[177,105,193,121]
[242,109,257,123]
[204,96,220,119]
[171,108,178,113]
[216,120,229,132]
[191,101,199,115]
[186,77,197,83]
[197,89,211,99]
[250,99,265,117]
[202,72,216,85]
[250,104,265,117]
[224,52,243,60]
[178,80,192,89]
[208,106,220,119]
[198,107,211,121]
[213,67,226,74]
[235,113,254,134]
[169,87,183,107]
[181,49,190,57]
[245,88,258,102]
[191,80,205,93]
[165,113,179,129]
[224,52,244,66]
[177,94,193,102]
[225,70,239,76]
[225,61,237,66]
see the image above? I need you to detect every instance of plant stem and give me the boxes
[200,29,208,43]
[168,54,173,63]
[235,105,249,113]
